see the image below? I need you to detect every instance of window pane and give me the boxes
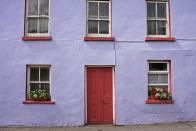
[157,21,167,35]
[99,21,109,34]
[147,3,155,18]
[28,18,38,33]
[157,3,166,18]
[148,74,168,84]
[147,20,156,35]
[88,20,98,33]
[30,68,39,81]
[39,18,49,33]
[40,68,49,81]
[39,0,49,15]
[149,63,167,71]
[30,83,39,91]
[99,3,109,19]
[88,2,98,19]
[41,83,50,96]
[28,0,38,15]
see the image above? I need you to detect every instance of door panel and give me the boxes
[87,67,113,124]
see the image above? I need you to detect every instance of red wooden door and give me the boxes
[87,67,113,124]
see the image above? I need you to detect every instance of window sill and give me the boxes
[22,36,52,41]
[23,100,55,104]
[145,37,176,42]
[84,36,115,41]
[146,100,174,104]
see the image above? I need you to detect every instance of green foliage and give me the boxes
[30,89,48,99]
[149,87,172,100]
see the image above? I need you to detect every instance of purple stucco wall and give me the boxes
[0,0,196,126]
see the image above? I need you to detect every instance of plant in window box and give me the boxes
[148,87,157,100]
[30,89,50,101]
[154,88,167,100]
[153,88,171,100]
[149,87,172,100]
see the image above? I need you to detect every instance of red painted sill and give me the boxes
[23,101,55,104]
[22,36,52,41]
[146,100,174,104]
[84,36,115,41]
[145,37,176,42]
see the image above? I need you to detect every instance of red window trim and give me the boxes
[23,101,55,104]
[22,36,52,41]
[145,37,176,41]
[84,37,115,41]
[146,100,174,104]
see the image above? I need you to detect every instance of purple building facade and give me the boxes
[0,0,196,126]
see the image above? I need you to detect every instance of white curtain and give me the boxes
[40,0,49,15]
[148,74,168,84]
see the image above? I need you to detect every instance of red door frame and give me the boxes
[85,66,115,125]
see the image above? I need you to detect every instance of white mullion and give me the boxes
[149,84,169,86]
[87,1,89,35]
[29,81,40,83]
[37,0,40,33]
[149,61,168,64]
[27,67,30,99]
[148,84,169,86]
[148,71,168,74]
[48,0,50,34]
[38,81,50,83]
[88,18,108,21]
[26,0,29,35]
[49,67,51,96]
[109,0,111,36]
[155,2,158,35]
[39,67,41,90]
[148,18,167,21]
[166,1,169,36]
[167,62,171,93]
[98,2,100,34]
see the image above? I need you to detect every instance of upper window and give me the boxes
[148,61,172,101]
[26,65,51,101]
[147,0,169,37]
[25,0,50,36]
[87,0,111,37]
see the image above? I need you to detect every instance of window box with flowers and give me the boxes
[29,89,50,101]
[148,87,172,100]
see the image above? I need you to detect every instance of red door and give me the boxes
[87,67,113,124]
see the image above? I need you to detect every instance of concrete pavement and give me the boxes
[0,122,196,131]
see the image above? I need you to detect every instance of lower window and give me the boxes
[26,65,51,101]
[148,61,172,100]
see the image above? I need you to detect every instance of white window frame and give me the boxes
[87,0,111,37]
[146,0,169,37]
[27,65,51,100]
[148,61,170,93]
[25,0,50,36]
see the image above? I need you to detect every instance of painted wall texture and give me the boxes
[0,0,196,126]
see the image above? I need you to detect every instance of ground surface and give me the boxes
[0,122,196,131]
